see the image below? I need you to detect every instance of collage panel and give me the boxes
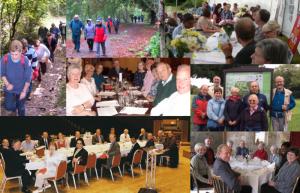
[66,57,190,116]
[190,131,300,193]
[0,116,190,193]
[191,64,300,132]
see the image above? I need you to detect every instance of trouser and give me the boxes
[26,81,33,99]
[4,91,26,116]
[114,27,119,34]
[245,127,262,131]
[61,35,66,44]
[72,34,81,51]
[240,185,253,193]
[38,62,47,82]
[271,117,286,131]
[107,25,111,34]
[261,183,281,193]
[193,124,207,131]
[35,172,53,189]
[87,39,94,51]
[50,51,55,62]
[208,126,224,131]
[96,42,106,55]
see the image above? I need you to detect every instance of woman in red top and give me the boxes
[94,18,107,56]
[253,142,268,160]
[56,132,68,149]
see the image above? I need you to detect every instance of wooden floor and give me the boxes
[1,147,190,193]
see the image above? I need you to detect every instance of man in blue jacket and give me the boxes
[69,14,84,53]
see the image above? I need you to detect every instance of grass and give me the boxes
[56,82,66,108]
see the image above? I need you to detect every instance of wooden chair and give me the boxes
[35,146,45,158]
[122,149,143,178]
[292,176,300,193]
[86,153,99,180]
[101,153,122,182]
[47,160,69,193]
[69,162,88,189]
[212,176,232,193]
[0,153,22,193]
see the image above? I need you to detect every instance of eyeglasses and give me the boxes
[248,100,256,102]
[77,143,82,145]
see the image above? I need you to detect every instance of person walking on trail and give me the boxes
[113,17,120,34]
[94,18,107,57]
[44,32,57,62]
[84,19,95,52]
[59,21,67,45]
[69,14,84,53]
[49,23,61,41]
[1,40,32,116]
[106,16,113,34]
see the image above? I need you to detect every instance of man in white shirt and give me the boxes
[150,65,190,116]
[208,76,224,98]
[120,129,131,142]
[21,134,36,152]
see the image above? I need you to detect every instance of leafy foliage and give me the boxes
[145,32,160,57]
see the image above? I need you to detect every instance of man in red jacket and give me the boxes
[192,85,212,131]
[94,18,107,56]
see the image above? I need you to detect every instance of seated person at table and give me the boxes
[204,137,215,166]
[253,9,270,42]
[145,133,155,148]
[236,140,249,158]
[164,131,179,168]
[146,63,160,102]
[220,4,234,21]
[66,64,95,116]
[154,129,166,144]
[38,131,50,149]
[221,18,256,64]
[120,128,131,143]
[109,127,117,140]
[243,81,268,112]
[212,3,222,25]
[56,132,68,149]
[141,58,155,97]
[33,142,64,193]
[124,137,141,172]
[93,63,105,91]
[269,145,282,169]
[133,62,146,88]
[0,139,10,153]
[213,144,252,193]
[21,134,36,152]
[81,64,101,102]
[105,134,120,166]
[278,142,291,170]
[138,128,147,141]
[207,87,225,131]
[1,139,31,193]
[240,94,268,131]
[261,147,300,193]
[108,60,125,79]
[262,20,280,39]
[151,65,190,116]
[227,140,234,156]
[196,8,220,33]
[251,38,289,64]
[68,138,88,171]
[153,62,176,107]
[191,143,212,188]
[70,130,85,148]
[92,128,105,144]
[172,13,195,39]
[253,142,268,160]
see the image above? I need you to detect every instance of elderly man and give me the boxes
[208,76,224,97]
[204,137,215,165]
[108,60,125,79]
[69,14,84,53]
[155,129,166,144]
[222,18,256,64]
[213,144,252,193]
[138,128,147,141]
[120,128,131,143]
[92,128,105,144]
[151,65,190,116]
[21,134,36,152]
[70,130,85,147]
[192,84,212,131]
[163,131,179,168]
[153,62,177,107]
[253,9,270,42]
[271,76,296,131]
[243,81,268,111]
[38,131,50,149]
[236,140,249,158]
[191,143,212,188]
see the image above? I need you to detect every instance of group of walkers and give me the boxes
[69,14,120,55]
[38,22,66,45]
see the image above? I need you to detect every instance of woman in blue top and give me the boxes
[93,63,105,91]
[207,87,225,131]
[133,62,146,88]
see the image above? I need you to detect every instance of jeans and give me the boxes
[4,91,26,116]
[72,33,81,51]
[87,39,94,51]
[96,42,106,55]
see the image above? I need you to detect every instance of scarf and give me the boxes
[229,95,241,102]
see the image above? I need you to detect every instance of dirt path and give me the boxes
[66,23,157,58]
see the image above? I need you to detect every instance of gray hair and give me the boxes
[67,64,82,79]
[255,38,289,64]
[194,143,205,152]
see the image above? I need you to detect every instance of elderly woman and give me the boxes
[253,142,268,160]
[224,87,243,131]
[196,8,220,33]
[81,64,101,102]
[261,147,300,193]
[133,62,146,88]
[269,145,282,169]
[251,38,289,64]
[56,132,69,149]
[33,142,65,193]
[240,94,268,131]
[262,20,280,39]
[67,138,88,171]
[191,143,212,188]
[66,64,95,116]
[207,87,225,131]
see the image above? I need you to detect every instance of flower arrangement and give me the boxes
[171,29,207,57]
[236,7,249,18]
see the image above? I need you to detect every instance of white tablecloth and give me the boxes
[192,32,243,64]
[230,158,275,193]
